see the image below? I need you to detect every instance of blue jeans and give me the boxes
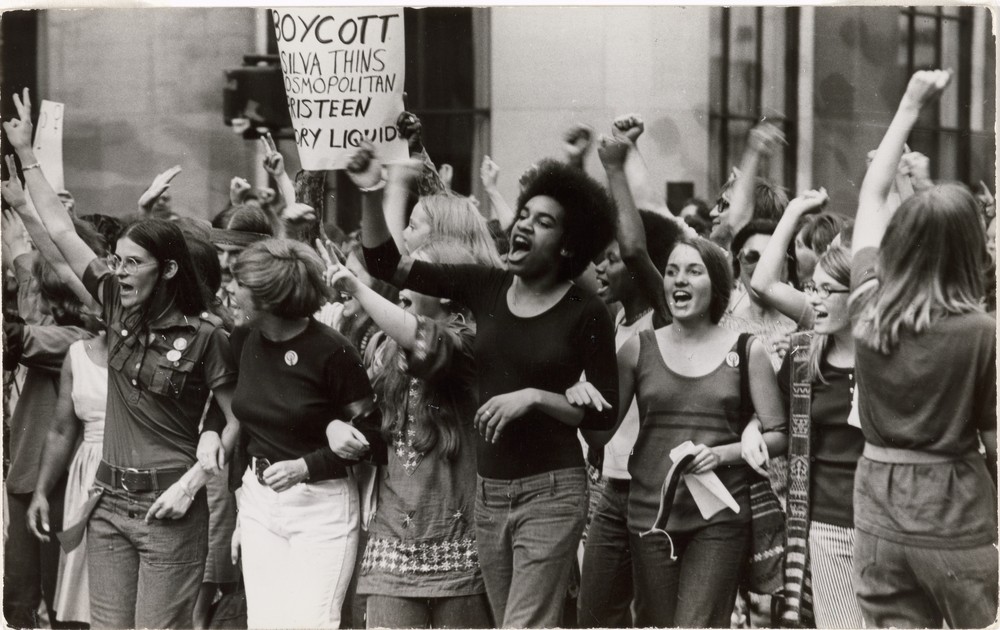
[475,467,588,628]
[577,478,633,628]
[87,487,208,628]
[366,594,493,628]
[631,521,749,628]
[853,529,999,628]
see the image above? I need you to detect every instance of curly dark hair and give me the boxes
[515,159,616,281]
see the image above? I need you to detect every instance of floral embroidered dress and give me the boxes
[357,315,485,598]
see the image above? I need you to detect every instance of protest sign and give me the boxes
[272,8,408,170]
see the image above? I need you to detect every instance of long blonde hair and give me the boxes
[418,194,503,267]
[370,239,477,460]
[805,246,851,383]
[851,184,986,354]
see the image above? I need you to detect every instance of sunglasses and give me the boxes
[737,250,761,266]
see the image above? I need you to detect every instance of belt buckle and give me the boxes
[120,467,144,493]
[255,458,271,486]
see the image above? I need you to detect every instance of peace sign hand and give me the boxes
[315,238,360,295]
[3,88,34,152]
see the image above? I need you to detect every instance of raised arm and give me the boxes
[750,188,828,320]
[854,70,951,253]
[598,135,670,326]
[318,239,417,351]
[562,123,593,170]
[3,89,96,280]
[481,155,515,229]
[720,122,785,246]
[3,165,96,310]
[611,114,668,214]
[138,165,182,216]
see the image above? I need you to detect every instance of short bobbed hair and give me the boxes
[515,159,616,281]
[667,236,733,324]
[231,238,330,319]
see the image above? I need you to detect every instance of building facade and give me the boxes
[1,6,994,225]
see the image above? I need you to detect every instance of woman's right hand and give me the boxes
[901,69,952,111]
[26,494,51,542]
[785,187,828,218]
[139,165,182,211]
[325,420,370,460]
[685,443,721,475]
[597,135,629,171]
[480,155,500,192]
[229,177,252,206]
[345,142,383,190]
[1,156,28,208]
[3,88,34,153]
[315,239,361,296]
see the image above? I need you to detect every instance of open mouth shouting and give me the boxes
[671,289,693,309]
[507,232,532,264]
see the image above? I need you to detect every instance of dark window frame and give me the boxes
[709,7,800,195]
[900,6,974,182]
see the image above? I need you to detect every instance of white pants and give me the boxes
[240,468,359,629]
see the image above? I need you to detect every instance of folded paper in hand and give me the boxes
[669,441,741,519]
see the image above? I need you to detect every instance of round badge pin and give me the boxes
[166,349,182,362]
[725,351,740,368]
[284,351,299,366]
[173,338,188,351]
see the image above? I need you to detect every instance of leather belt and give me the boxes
[96,461,187,493]
[863,443,975,465]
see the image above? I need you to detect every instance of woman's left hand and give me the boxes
[145,481,197,522]
[475,389,536,444]
[262,459,309,492]
[197,430,224,474]
[685,444,721,475]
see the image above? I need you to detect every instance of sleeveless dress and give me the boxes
[53,339,107,624]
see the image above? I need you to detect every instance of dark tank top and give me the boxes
[627,329,753,534]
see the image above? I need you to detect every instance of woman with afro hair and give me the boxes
[352,145,619,628]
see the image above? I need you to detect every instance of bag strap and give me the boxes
[737,332,754,426]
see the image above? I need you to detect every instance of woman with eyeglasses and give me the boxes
[746,191,865,627]
[848,70,996,628]
[4,89,241,628]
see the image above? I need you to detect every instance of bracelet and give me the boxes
[358,179,387,192]
[21,163,41,172]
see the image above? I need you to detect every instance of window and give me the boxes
[898,6,988,185]
[709,7,799,196]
